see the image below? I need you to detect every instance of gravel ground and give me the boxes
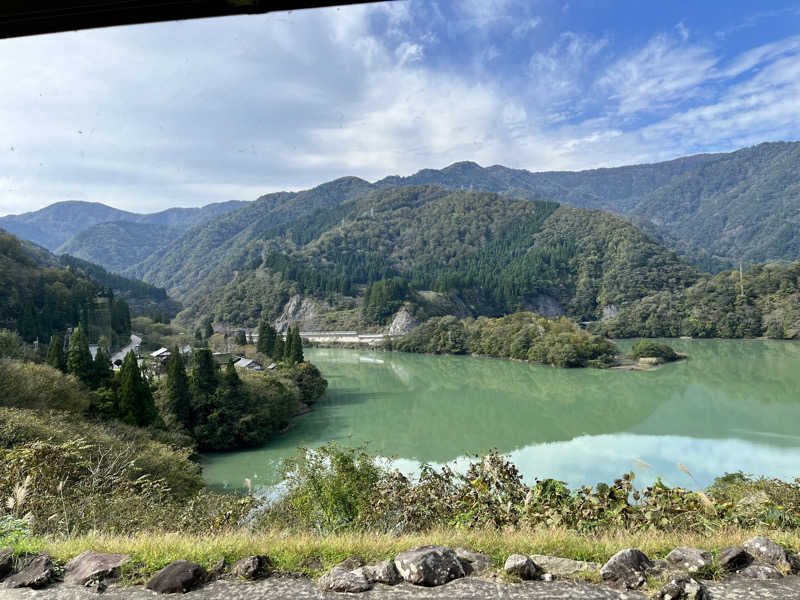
[5,575,800,599]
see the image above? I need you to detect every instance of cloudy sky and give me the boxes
[2,0,800,215]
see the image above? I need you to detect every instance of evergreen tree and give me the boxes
[235,330,247,345]
[165,346,192,429]
[191,348,218,397]
[286,326,303,364]
[92,346,112,389]
[272,332,285,361]
[117,351,156,426]
[194,327,203,341]
[45,334,66,372]
[66,326,93,386]
[257,320,276,356]
[204,319,214,339]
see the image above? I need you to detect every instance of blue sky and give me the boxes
[2,0,800,215]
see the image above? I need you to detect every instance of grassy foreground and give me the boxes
[10,527,800,584]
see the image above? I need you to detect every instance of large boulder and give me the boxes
[317,566,372,593]
[530,554,600,577]
[503,554,540,580]
[600,548,653,589]
[337,557,364,571]
[717,546,754,572]
[395,545,465,587]
[354,560,402,585]
[3,554,53,589]
[231,555,271,580]
[455,548,492,576]
[145,560,206,594]
[656,573,709,599]
[742,536,792,571]
[64,551,130,585]
[665,547,713,573]
[0,548,13,581]
[738,564,783,580]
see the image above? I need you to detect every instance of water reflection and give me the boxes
[202,340,800,490]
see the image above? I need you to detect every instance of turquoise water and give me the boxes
[202,340,800,492]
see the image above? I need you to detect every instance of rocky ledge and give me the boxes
[2,535,800,599]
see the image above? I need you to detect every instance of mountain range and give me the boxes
[0,199,248,251]
[2,141,799,335]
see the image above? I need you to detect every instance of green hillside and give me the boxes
[601,262,800,339]
[377,142,800,269]
[145,185,699,329]
[0,230,131,344]
[56,221,182,272]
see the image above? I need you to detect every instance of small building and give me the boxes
[234,357,264,371]
[267,362,277,370]
[150,347,170,358]
[180,344,192,355]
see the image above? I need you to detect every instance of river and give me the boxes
[202,339,800,492]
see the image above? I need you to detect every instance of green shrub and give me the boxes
[629,340,678,361]
[0,359,89,412]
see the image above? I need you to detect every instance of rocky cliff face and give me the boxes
[274,295,323,332]
[389,307,419,336]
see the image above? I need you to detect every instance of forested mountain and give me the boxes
[135,185,699,330]
[377,142,800,269]
[56,221,182,272]
[0,230,131,344]
[600,262,800,339]
[126,176,375,303]
[0,199,248,250]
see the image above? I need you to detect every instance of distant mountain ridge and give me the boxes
[377,141,800,268]
[0,199,249,250]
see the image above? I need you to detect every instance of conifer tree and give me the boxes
[165,346,192,429]
[92,346,112,389]
[257,320,276,356]
[117,351,157,426]
[45,334,66,372]
[291,326,304,363]
[66,325,93,386]
[191,348,218,397]
[272,331,285,361]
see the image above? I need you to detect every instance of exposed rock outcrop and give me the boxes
[64,551,130,585]
[145,560,206,594]
[353,560,402,585]
[231,555,271,580]
[3,554,53,589]
[395,546,465,587]
[389,307,419,336]
[656,573,709,599]
[455,548,492,576]
[503,554,540,580]
[530,554,600,577]
[665,547,713,573]
[718,546,754,572]
[317,566,372,592]
[273,294,323,332]
[600,548,653,589]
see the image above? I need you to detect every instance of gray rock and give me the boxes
[738,564,783,580]
[503,554,540,580]
[530,555,600,577]
[145,560,206,594]
[3,554,53,589]
[665,547,713,573]
[600,548,653,590]
[354,560,402,585]
[64,551,130,585]
[0,548,13,580]
[743,536,791,571]
[656,573,709,599]
[718,546,754,572]
[231,555,271,580]
[207,558,226,581]
[317,566,372,593]
[338,557,364,571]
[395,545,465,587]
[455,548,492,576]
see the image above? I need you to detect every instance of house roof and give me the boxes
[150,347,170,357]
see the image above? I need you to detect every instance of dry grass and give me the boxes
[12,526,800,583]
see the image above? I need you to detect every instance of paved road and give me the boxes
[110,334,141,365]
[6,575,800,599]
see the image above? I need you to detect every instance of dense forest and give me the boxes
[601,262,800,339]
[148,185,699,331]
[389,312,617,368]
[0,231,131,344]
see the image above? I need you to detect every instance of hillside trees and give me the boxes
[66,325,93,386]
[117,351,157,427]
[45,334,66,372]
